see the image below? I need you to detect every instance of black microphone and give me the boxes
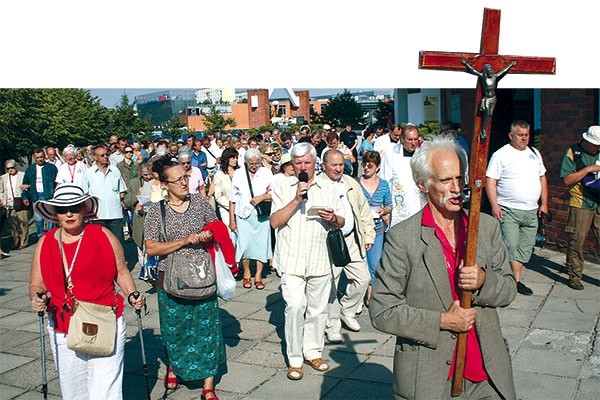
[298,171,309,202]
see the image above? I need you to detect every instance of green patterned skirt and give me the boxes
[158,289,226,381]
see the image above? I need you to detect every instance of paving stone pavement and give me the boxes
[2,238,600,400]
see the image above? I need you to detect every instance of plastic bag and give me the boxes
[215,245,236,301]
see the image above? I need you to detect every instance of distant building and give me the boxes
[195,88,236,104]
[135,90,197,126]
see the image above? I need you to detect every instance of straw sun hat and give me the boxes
[34,184,99,223]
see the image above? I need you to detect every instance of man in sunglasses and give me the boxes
[82,144,128,245]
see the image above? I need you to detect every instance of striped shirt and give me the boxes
[271,174,343,277]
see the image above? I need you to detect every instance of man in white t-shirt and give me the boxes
[486,120,548,296]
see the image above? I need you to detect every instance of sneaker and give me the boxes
[355,302,364,316]
[516,282,533,296]
[340,314,361,332]
[568,281,584,290]
[0,252,10,259]
[325,330,343,343]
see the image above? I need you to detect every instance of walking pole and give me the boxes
[36,292,48,399]
[132,291,151,400]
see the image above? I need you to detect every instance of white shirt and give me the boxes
[56,161,88,188]
[321,173,355,236]
[486,144,546,211]
[230,165,273,218]
[373,134,398,156]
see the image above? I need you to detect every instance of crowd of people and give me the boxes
[0,120,595,399]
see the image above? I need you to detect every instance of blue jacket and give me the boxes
[22,162,58,203]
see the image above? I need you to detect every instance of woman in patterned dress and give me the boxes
[144,156,224,400]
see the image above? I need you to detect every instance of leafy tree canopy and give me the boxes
[322,89,365,128]
[203,103,237,134]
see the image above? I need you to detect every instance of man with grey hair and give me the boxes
[270,142,345,381]
[0,159,28,254]
[321,149,375,342]
[56,145,88,188]
[371,135,517,399]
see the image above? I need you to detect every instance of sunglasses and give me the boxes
[264,152,275,156]
[55,204,84,214]
[124,150,133,154]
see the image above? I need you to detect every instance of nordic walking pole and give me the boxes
[132,291,151,400]
[36,291,48,399]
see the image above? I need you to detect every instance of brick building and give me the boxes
[438,88,599,256]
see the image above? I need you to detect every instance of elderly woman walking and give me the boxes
[229,148,273,289]
[29,184,145,400]
[144,156,226,400]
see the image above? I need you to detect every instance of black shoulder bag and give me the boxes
[244,167,271,217]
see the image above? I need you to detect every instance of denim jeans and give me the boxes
[33,192,56,237]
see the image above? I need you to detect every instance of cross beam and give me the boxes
[417,8,555,397]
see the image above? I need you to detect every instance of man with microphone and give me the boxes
[270,142,345,381]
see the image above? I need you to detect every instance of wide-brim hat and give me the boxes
[582,126,600,146]
[34,184,99,223]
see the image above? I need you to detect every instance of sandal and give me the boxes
[303,357,330,372]
[254,280,265,290]
[243,278,252,289]
[164,365,178,389]
[287,366,304,380]
[201,388,219,400]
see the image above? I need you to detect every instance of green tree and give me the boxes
[322,89,365,127]
[203,103,237,134]
[0,89,111,165]
[373,99,394,128]
[162,115,186,139]
[108,93,153,139]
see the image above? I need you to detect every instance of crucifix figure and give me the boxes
[418,8,555,397]
[461,60,515,141]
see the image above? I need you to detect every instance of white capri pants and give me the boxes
[48,315,126,400]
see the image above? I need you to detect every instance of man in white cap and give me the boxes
[559,125,600,290]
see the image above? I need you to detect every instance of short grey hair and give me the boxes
[410,134,468,189]
[5,159,16,168]
[244,148,262,163]
[178,151,191,161]
[290,142,317,162]
[63,145,77,155]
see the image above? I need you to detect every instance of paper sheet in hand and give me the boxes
[136,196,152,207]
[307,206,328,217]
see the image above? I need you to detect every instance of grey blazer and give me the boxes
[370,209,517,400]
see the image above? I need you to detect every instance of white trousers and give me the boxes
[326,235,370,334]
[281,273,331,368]
[48,316,126,400]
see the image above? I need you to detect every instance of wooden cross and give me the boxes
[418,8,555,397]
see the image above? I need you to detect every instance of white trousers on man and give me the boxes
[326,234,370,335]
[48,316,126,400]
[281,273,331,368]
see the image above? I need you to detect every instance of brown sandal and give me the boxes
[254,280,265,290]
[287,366,304,380]
[303,358,329,372]
[243,278,252,289]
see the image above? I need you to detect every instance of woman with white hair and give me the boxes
[229,148,273,289]
[55,145,88,188]
[0,159,28,250]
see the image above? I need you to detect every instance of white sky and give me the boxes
[1,1,597,89]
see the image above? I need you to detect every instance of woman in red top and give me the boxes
[29,184,145,400]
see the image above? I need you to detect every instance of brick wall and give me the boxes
[541,89,598,253]
[247,89,270,128]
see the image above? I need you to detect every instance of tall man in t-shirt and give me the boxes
[486,121,548,295]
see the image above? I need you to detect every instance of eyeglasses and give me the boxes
[95,153,109,157]
[181,161,191,165]
[124,150,133,154]
[165,175,189,185]
[55,204,84,214]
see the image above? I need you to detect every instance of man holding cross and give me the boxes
[370,135,517,400]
